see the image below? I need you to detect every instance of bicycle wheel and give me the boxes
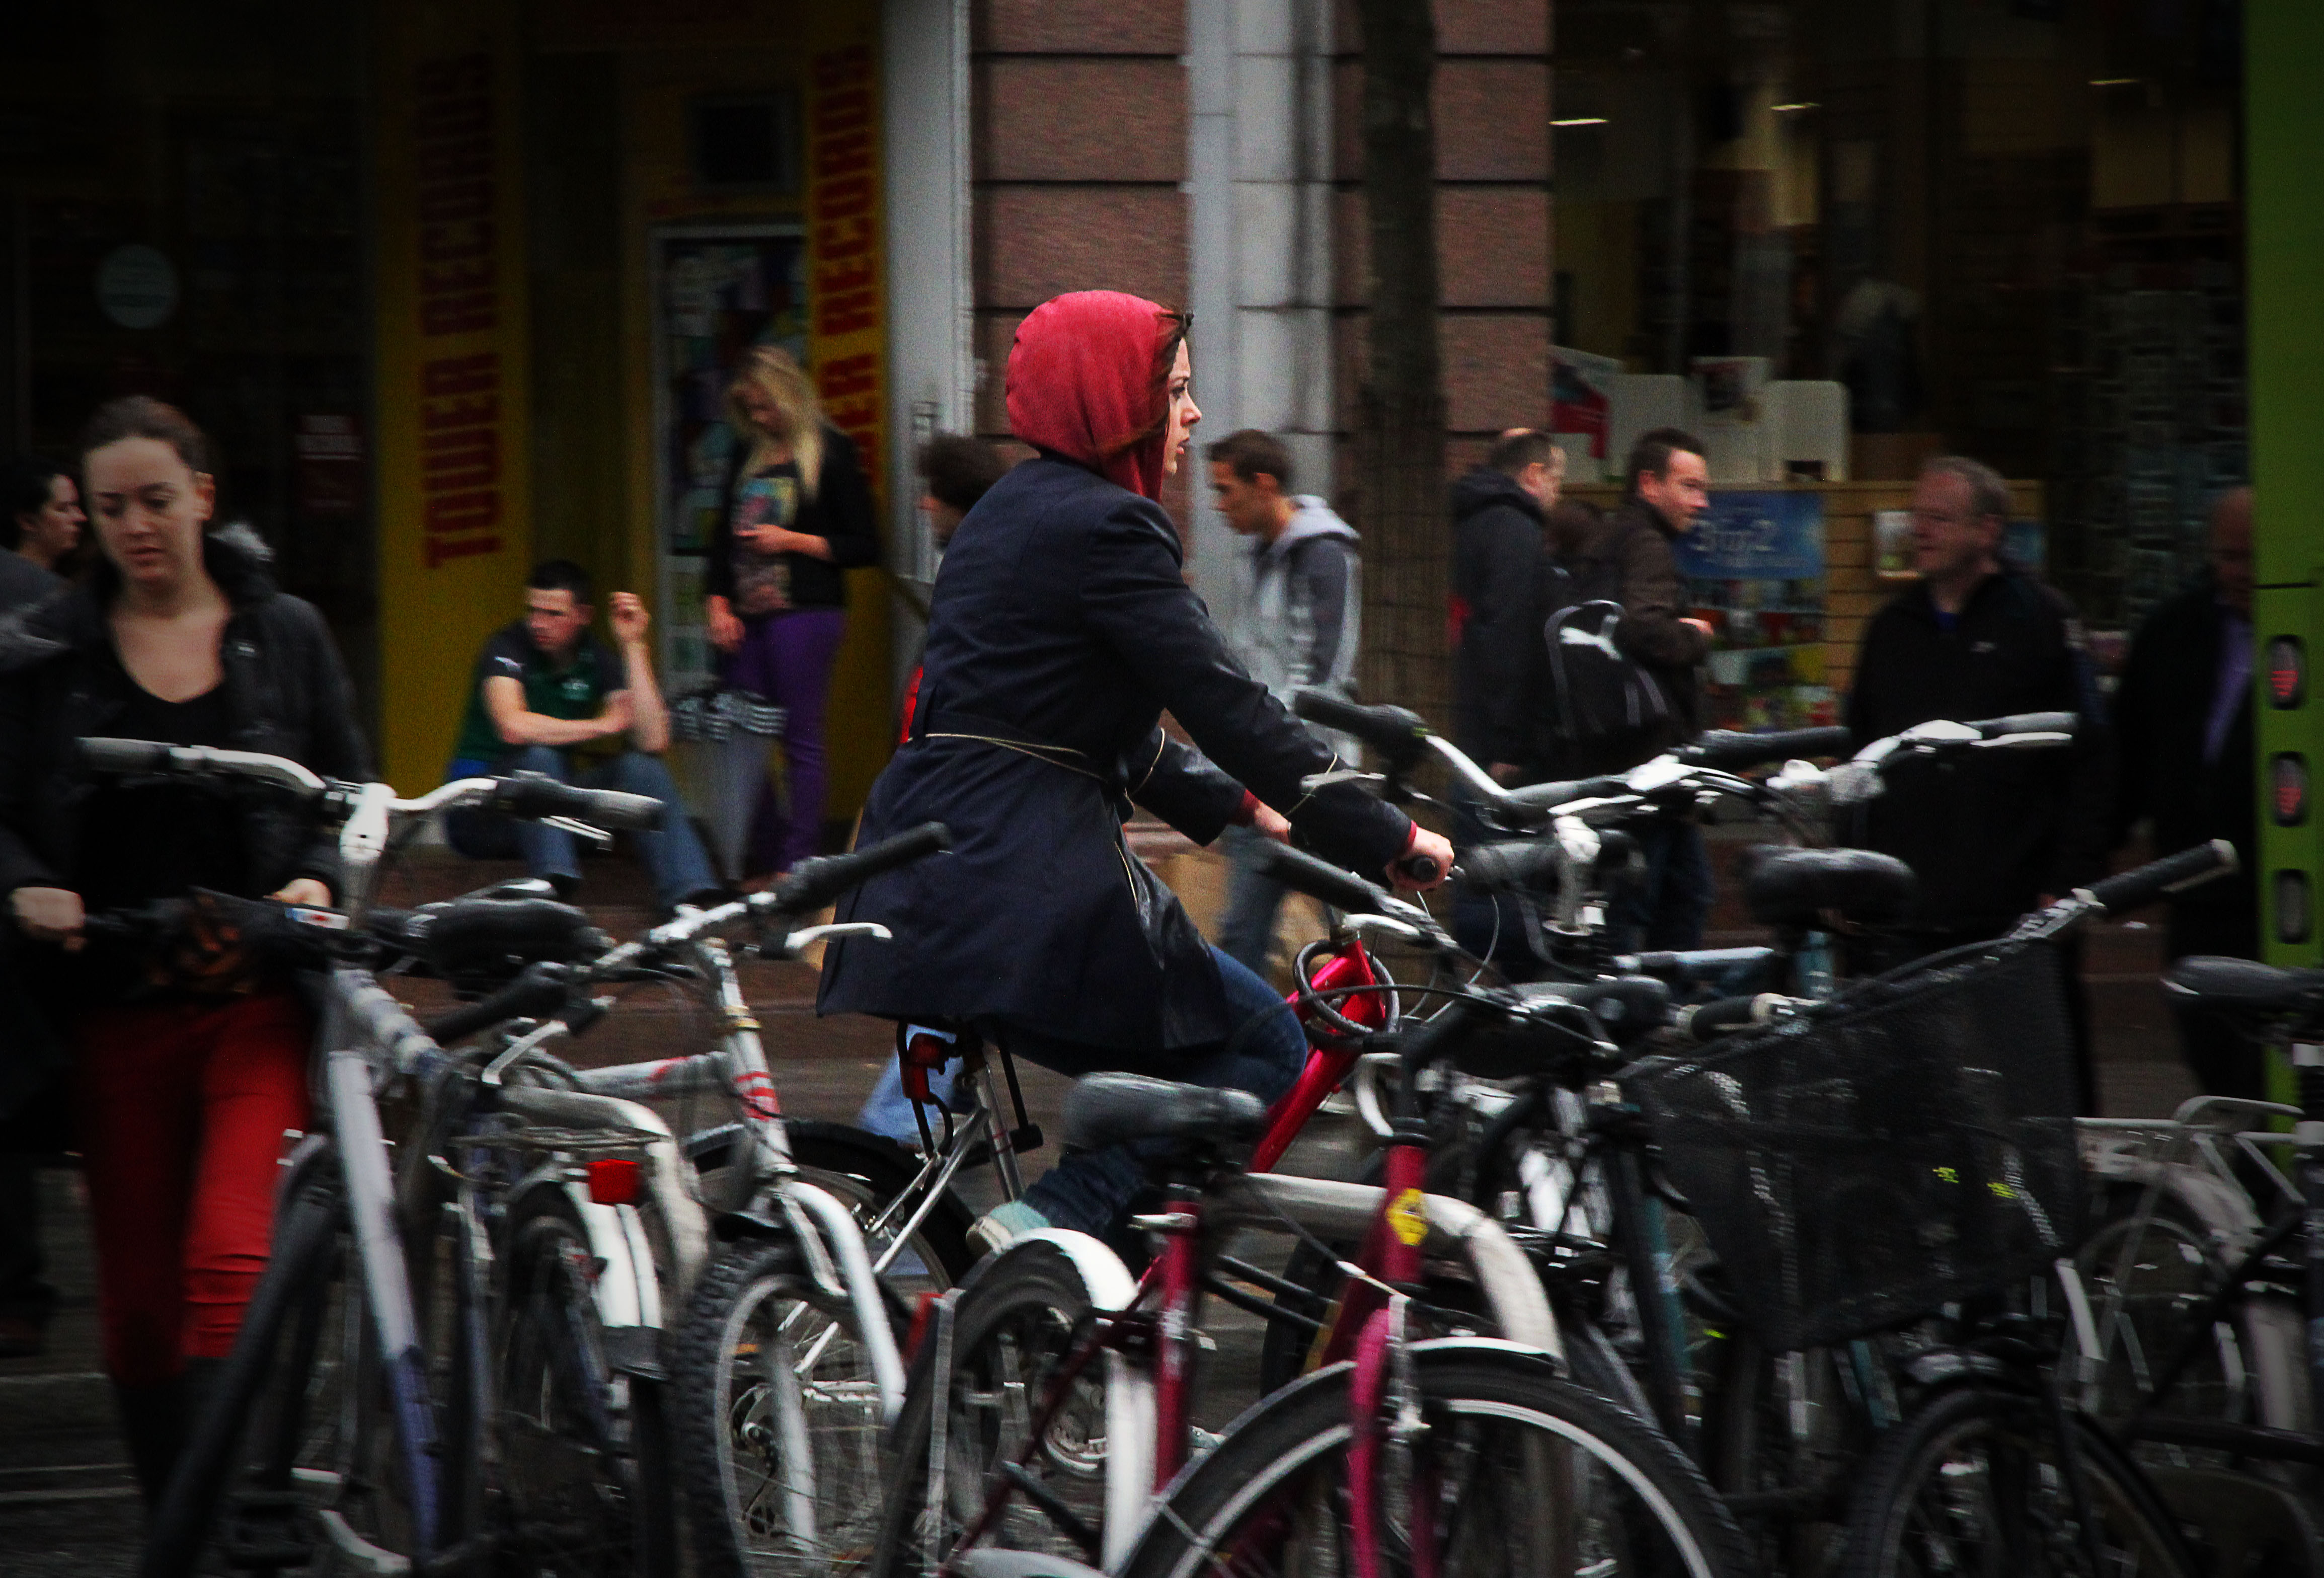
[496,1186,678,1577]
[1837,1385,2196,1578]
[676,1237,894,1578]
[144,1160,438,1578]
[868,1237,1116,1578]
[784,1120,977,1299]
[1119,1343,1752,1578]
[2072,1179,2313,1448]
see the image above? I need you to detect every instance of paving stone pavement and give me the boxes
[0,849,2211,1573]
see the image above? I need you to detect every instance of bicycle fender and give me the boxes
[1015,1230,1154,1567]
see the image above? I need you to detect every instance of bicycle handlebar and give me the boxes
[1678,726,1854,771]
[1257,841,1398,916]
[79,738,329,797]
[769,821,951,913]
[1291,691,1431,771]
[486,772,662,832]
[421,960,578,1045]
[1967,711,2077,739]
[2075,838,2238,916]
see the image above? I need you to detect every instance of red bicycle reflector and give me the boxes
[2268,637,2305,709]
[2273,754,2309,826]
[588,1158,644,1206]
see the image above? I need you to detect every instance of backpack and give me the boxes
[1538,554,1677,752]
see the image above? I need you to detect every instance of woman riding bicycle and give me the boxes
[819,291,1451,1249]
[0,397,367,1506]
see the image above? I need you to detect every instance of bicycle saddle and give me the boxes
[1741,846,1917,929]
[2165,955,2324,1017]
[1061,1073,1269,1156]
[409,895,606,986]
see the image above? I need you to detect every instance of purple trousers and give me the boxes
[721,607,848,877]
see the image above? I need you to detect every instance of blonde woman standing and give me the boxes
[704,346,879,878]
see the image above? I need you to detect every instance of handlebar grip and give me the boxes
[1290,690,1432,771]
[2078,838,2238,915]
[79,737,174,775]
[772,821,952,912]
[487,773,662,831]
[422,961,576,1045]
[1501,774,1629,812]
[1255,842,1395,916]
[1970,712,2078,739]
[1462,840,1563,892]
[1682,726,1855,771]
[1676,995,1765,1042]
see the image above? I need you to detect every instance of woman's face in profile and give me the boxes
[1161,340,1200,477]
[735,379,785,438]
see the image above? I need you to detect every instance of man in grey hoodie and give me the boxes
[1207,428,1360,975]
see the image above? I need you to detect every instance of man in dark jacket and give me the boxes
[1583,428,1716,950]
[2112,487,2261,1099]
[1847,456,2109,942]
[1450,430,1562,783]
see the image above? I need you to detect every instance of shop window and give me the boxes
[689,93,800,194]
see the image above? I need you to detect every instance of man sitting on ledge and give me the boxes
[444,558,722,915]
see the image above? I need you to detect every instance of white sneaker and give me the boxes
[967,1200,1052,1258]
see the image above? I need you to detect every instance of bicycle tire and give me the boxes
[676,1236,895,1578]
[1119,1342,1753,1578]
[1837,1384,2196,1578]
[497,1185,679,1577]
[867,1237,1115,1578]
[143,1158,441,1578]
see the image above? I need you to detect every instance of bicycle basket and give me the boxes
[1626,940,2084,1351]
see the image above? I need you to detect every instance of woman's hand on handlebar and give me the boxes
[1252,802,1292,844]
[1390,825,1454,891]
[271,878,333,908]
[11,886,85,951]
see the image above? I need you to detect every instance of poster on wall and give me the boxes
[1673,491,1834,730]
[650,226,808,690]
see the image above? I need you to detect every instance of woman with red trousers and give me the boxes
[0,398,367,1507]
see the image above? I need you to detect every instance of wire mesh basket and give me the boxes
[1627,940,2085,1352]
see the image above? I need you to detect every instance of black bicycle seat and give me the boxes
[415,895,604,983]
[2165,955,2324,1018]
[1742,847,1917,929]
[1061,1074,1269,1155]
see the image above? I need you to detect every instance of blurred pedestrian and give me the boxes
[704,346,880,881]
[2,456,84,610]
[2113,486,2262,1100]
[1567,428,1715,950]
[1846,455,2110,1101]
[0,397,367,1501]
[1206,427,1358,976]
[1450,429,1561,785]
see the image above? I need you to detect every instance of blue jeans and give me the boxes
[444,746,720,910]
[1002,946,1304,1240]
[1214,823,1290,977]
[1611,820,1714,953]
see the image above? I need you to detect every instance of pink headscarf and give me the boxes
[1005,291,1182,502]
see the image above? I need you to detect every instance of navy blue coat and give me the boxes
[818,456,1411,1051]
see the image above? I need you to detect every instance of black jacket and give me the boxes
[0,553,59,615]
[704,425,880,611]
[2111,577,2256,940]
[0,531,369,1111]
[1450,469,1545,768]
[1845,569,2112,935]
[1554,499,1712,773]
[818,455,1412,1052]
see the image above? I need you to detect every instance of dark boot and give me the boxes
[114,1376,187,1508]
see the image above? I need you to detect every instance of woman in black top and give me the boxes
[702,345,879,879]
[0,397,366,1504]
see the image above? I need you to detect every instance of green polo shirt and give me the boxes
[450,622,617,763]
